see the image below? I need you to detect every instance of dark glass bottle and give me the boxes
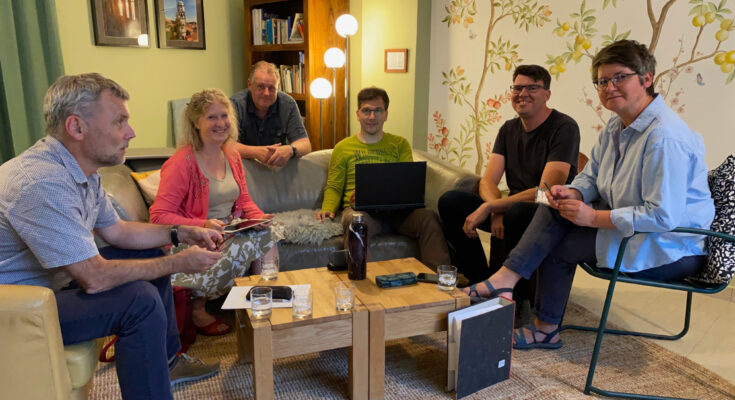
[347,213,368,280]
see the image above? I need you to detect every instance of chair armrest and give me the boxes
[0,285,72,399]
[611,227,735,274]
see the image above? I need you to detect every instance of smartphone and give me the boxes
[417,272,439,284]
[245,286,293,301]
[375,272,418,288]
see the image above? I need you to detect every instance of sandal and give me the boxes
[195,318,232,336]
[512,324,562,350]
[466,278,513,300]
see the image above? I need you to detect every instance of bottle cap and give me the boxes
[352,212,363,223]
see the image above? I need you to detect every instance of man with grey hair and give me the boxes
[231,60,311,166]
[0,73,222,399]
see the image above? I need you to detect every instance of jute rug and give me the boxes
[89,302,735,399]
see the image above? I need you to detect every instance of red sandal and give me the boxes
[194,318,232,336]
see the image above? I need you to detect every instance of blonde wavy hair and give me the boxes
[180,88,238,151]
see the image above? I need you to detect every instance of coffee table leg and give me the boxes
[235,310,254,363]
[366,303,385,400]
[251,319,274,400]
[349,305,369,400]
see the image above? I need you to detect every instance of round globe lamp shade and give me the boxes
[324,47,346,68]
[310,78,332,99]
[335,14,358,37]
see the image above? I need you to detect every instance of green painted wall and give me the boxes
[349,0,428,148]
[55,0,245,148]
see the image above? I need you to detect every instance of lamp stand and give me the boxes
[331,68,337,147]
[344,38,350,136]
[318,99,324,150]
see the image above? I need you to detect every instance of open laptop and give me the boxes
[354,161,427,211]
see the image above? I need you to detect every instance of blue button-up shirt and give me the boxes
[570,95,714,272]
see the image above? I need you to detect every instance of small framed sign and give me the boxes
[385,49,408,73]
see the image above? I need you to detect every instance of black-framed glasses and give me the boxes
[510,84,544,93]
[358,107,385,117]
[593,72,638,91]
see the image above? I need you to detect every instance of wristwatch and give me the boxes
[170,225,180,247]
[291,144,298,158]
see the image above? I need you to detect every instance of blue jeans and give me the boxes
[56,247,180,400]
[505,205,704,325]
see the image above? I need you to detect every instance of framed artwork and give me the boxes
[155,0,206,50]
[385,49,408,73]
[90,0,150,47]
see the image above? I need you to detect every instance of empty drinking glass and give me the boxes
[437,265,457,292]
[250,287,272,319]
[292,287,313,319]
[333,281,355,311]
[261,253,279,281]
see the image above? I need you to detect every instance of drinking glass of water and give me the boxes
[261,253,279,281]
[292,287,313,319]
[333,281,355,311]
[250,287,272,319]
[437,265,457,292]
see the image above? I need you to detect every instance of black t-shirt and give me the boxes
[492,109,580,195]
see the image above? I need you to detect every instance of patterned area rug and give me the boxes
[89,302,735,399]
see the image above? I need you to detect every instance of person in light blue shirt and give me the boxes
[463,40,714,350]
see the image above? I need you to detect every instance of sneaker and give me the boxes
[169,353,220,386]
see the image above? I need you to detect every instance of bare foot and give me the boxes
[191,298,216,328]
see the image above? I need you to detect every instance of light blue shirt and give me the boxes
[570,95,714,272]
[0,136,119,291]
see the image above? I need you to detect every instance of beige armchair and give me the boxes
[0,284,99,400]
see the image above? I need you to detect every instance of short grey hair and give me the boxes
[248,60,280,88]
[43,73,129,138]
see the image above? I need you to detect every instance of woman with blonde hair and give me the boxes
[150,88,278,335]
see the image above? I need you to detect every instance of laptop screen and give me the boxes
[354,162,426,211]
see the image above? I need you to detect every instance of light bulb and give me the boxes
[310,78,332,99]
[335,14,358,37]
[324,47,346,68]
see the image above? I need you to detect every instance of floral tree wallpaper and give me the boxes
[428,0,735,176]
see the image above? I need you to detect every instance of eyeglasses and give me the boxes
[593,72,638,91]
[358,107,385,117]
[254,84,277,93]
[510,84,544,93]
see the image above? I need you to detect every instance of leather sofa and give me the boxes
[100,148,480,270]
[0,284,99,400]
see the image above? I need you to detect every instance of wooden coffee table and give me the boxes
[234,268,369,400]
[337,258,470,399]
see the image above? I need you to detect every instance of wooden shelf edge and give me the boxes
[287,92,306,100]
[251,43,305,52]
[248,0,291,6]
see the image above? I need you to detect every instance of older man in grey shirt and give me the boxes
[0,73,222,399]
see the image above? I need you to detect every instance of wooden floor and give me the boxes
[478,231,735,384]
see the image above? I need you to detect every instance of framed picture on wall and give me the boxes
[385,49,408,73]
[154,0,206,50]
[90,0,150,47]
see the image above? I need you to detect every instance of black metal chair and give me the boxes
[561,227,734,400]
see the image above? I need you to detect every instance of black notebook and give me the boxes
[447,297,514,399]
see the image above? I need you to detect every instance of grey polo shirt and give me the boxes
[0,136,119,291]
[231,89,308,146]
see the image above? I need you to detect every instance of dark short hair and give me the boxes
[592,39,656,96]
[513,65,551,89]
[357,87,390,110]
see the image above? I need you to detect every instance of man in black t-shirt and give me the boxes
[439,65,580,319]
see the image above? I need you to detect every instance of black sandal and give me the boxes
[512,324,563,350]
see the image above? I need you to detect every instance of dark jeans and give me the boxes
[57,247,179,400]
[505,205,705,325]
[438,190,538,301]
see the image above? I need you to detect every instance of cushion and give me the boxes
[130,169,161,206]
[691,155,735,284]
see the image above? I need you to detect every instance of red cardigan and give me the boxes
[149,144,264,226]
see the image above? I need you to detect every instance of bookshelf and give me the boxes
[244,0,348,150]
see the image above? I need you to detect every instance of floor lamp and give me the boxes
[310,78,332,150]
[324,47,345,147]
[335,14,358,136]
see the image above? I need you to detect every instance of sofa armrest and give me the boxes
[413,150,480,212]
[99,164,150,222]
[0,285,72,400]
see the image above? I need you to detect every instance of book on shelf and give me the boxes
[251,9,304,45]
[288,13,304,43]
[446,297,514,399]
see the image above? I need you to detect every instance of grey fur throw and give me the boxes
[271,209,343,244]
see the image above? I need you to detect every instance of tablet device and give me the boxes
[223,218,270,234]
